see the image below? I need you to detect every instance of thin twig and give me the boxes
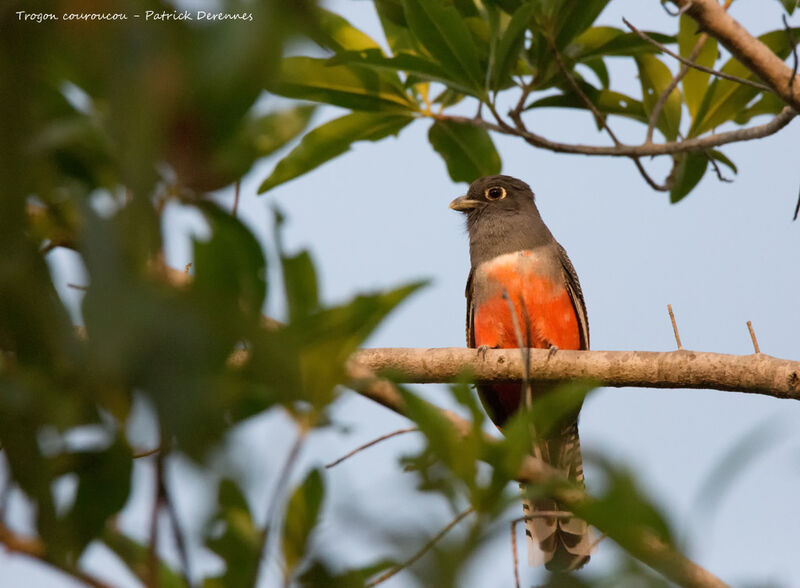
[66,283,88,291]
[233,180,241,218]
[325,428,419,469]
[470,105,796,157]
[133,446,160,459]
[160,465,192,587]
[253,429,307,586]
[647,35,708,144]
[623,18,772,92]
[546,37,673,190]
[793,184,800,221]
[366,507,475,586]
[147,450,165,588]
[746,321,761,354]
[668,304,684,350]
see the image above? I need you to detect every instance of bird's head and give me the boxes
[449,175,535,217]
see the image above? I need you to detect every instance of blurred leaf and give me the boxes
[313,8,383,52]
[528,381,594,440]
[258,112,413,193]
[678,15,718,120]
[635,55,682,141]
[282,250,320,321]
[491,2,537,90]
[779,0,798,14]
[428,119,501,183]
[63,432,132,556]
[400,388,478,485]
[205,479,261,587]
[103,527,185,588]
[670,152,708,203]
[693,418,790,526]
[194,203,267,323]
[691,28,800,136]
[578,458,673,549]
[402,0,486,95]
[270,57,417,112]
[283,469,325,573]
[216,105,316,181]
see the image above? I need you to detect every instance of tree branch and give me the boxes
[671,0,800,111]
[350,348,800,401]
[440,106,796,157]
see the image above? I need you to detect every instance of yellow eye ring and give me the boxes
[484,186,506,201]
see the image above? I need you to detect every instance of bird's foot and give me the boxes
[547,344,559,360]
[476,345,491,360]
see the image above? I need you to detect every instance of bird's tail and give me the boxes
[522,419,593,572]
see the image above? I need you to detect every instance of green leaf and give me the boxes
[491,2,537,90]
[194,203,268,322]
[375,0,423,56]
[428,119,501,183]
[551,0,612,51]
[527,83,646,124]
[691,28,800,136]
[329,49,479,96]
[283,251,320,321]
[270,57,417,113]
[582,57,610,89]
[670,152,708,203]
[733,92,785,125]
[282,469,325,573]
[402,0,486,94]
[205,479,261,587]
[103,528,185,588]
[634,54,682,141]
[779,0,798,14]
[678,15,718,120]
[313,8,383,52]
[258,112,413,193]
[709,149,738,175]
[572,27,675,59]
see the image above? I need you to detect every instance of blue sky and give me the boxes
[3,1,800,587]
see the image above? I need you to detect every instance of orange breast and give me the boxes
[473,253,580,351]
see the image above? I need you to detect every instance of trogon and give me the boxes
[450,175,592,572]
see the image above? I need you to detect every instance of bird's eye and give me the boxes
[485,186,506,201]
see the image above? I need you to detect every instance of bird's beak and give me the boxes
[449,195,481,212]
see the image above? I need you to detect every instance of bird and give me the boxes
[450,174,592,572]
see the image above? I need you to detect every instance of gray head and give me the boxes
[449,175,555,266]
